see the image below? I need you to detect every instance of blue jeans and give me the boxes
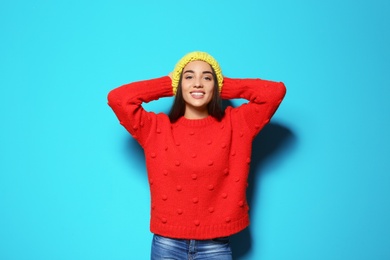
[151,234,233,260]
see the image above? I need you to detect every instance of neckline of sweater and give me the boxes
[175,115,218,127]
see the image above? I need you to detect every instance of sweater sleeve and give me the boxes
[107,76,173,147]
[221,77,286,137]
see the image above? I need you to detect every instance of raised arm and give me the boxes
[221,77,286,136]
[107,76,173,147]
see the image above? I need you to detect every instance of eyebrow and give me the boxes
[183,70,213,75]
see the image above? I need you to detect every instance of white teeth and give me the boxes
[191,92,204,96]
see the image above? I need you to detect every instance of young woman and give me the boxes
[108,51,286,259]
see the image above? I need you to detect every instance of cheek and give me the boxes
[181,82,191,90]
[207,88,214,100]
[207,84,215,93]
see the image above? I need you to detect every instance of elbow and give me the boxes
[268,82,286,107]
[277,82,287,101]
[107,88,120,108]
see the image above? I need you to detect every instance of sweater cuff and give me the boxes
[151,76,174,98]
[134,76,174,102]
[221,77,242,100]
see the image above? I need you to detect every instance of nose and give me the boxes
[194,78,203,88]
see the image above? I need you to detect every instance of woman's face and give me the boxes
[181,60,215,119]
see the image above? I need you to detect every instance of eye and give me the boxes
[204,76,212,81]
[184,75,193,80]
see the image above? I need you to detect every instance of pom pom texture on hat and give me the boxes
[171,51,223,95]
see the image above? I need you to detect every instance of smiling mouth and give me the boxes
[190,91,205,98]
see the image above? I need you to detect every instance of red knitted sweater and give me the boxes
[108,76,286,239]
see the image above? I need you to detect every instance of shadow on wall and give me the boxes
[231,122,296,259]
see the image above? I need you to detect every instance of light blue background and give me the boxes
[1,0,389,259]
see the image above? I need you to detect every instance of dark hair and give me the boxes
[168,68,225,123]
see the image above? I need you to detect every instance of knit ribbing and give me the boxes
[175,115,217,127]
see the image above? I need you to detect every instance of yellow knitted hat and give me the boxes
[172,51,223,95]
